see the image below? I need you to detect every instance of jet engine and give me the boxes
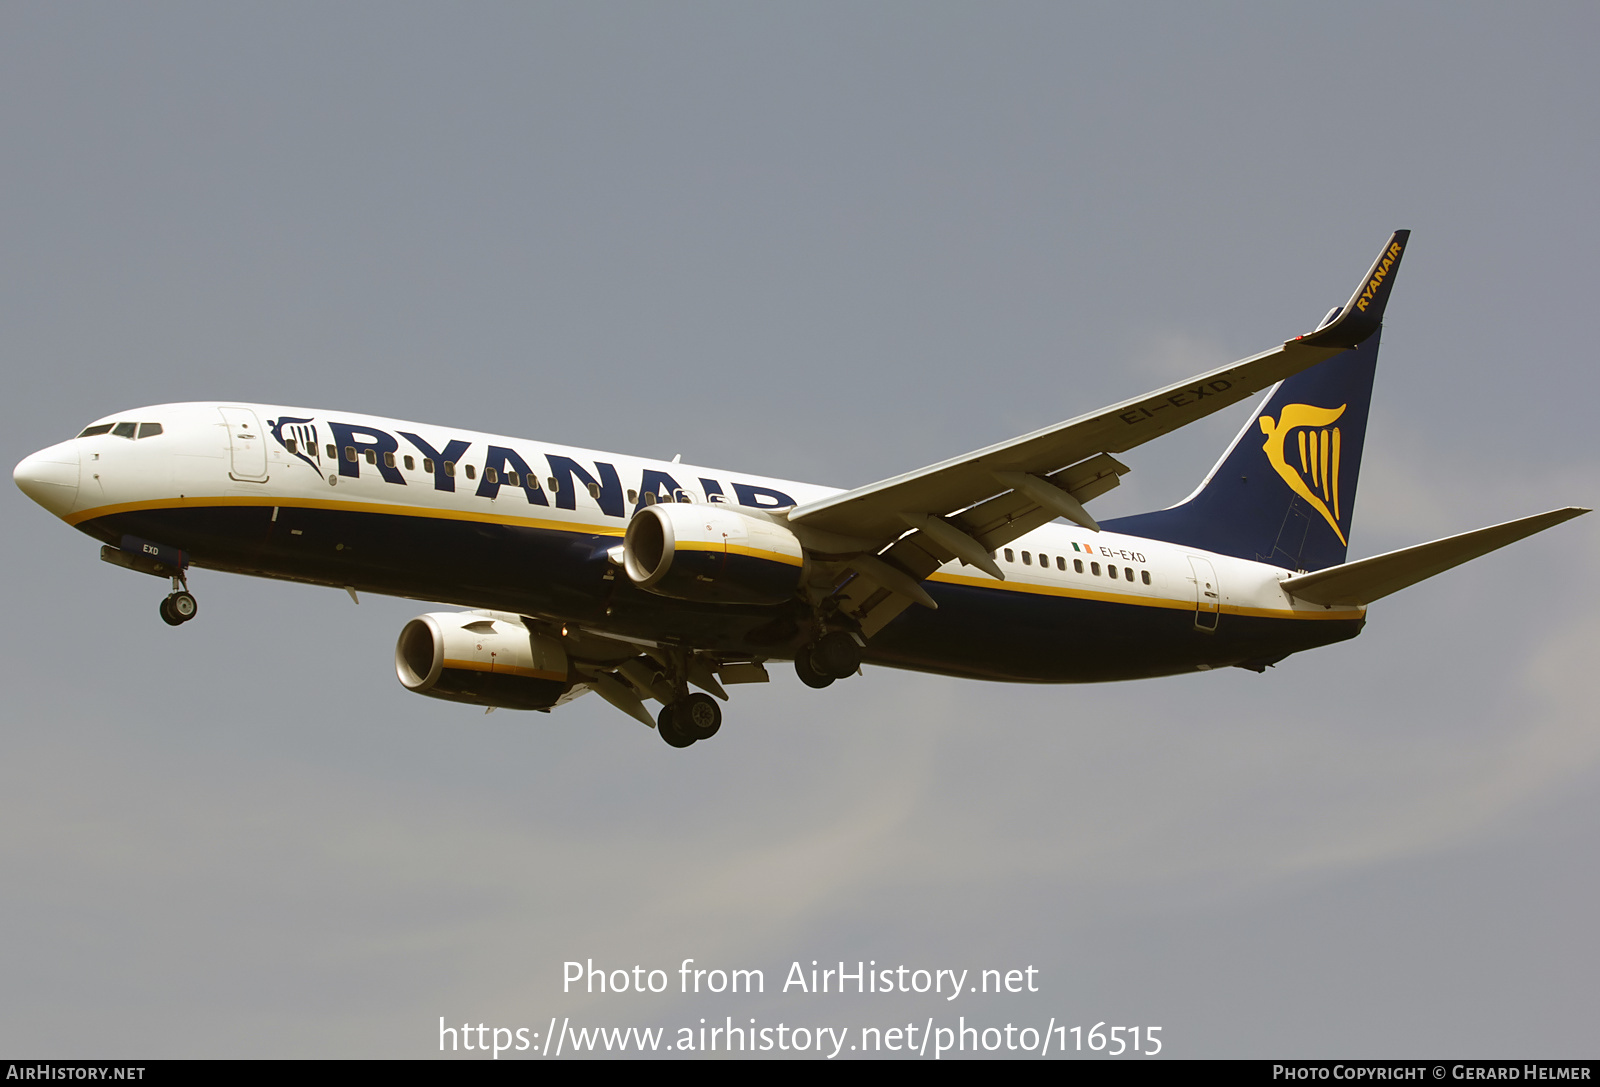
[395,611,574,710]
[623,502,806,605]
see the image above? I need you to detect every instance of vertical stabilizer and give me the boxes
[1102,331,1381,571]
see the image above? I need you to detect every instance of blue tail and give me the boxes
[1102,329,1381,572]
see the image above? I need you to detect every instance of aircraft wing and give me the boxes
[786,231,1411,634]
[788,231,1410,550]
[1279,507,1590,606]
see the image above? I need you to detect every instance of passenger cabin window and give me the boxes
[423,458,434,473]
[444,461,456,476]
[506,471,518,486]
[1141,570,1151,585]
[627,489,638,503]
[1126,568,1135,582]
[464,465,476,480]
[547,477,559,493]
[404,455,415,470]
[364,449,377,465]
[1056,556,1066,571]
[1074,559,1083,573]
[284,439,298,455]
[77,424,114,437]
[674,490,691,503]
[344,446,357,462]
[587,482,600,499]
[383,452,396,469]
[643,491,656,505]
[326,444,336,460]
[1091,562,1101,576]
[1021,552,1031,565]
[484,467,498,484]
[1003,549,1015,563]
[137,423,163,439]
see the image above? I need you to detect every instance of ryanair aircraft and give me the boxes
[13,232,1587,747]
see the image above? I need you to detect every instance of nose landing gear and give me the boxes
[159,576,198,626]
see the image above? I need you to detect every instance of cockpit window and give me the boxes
[78,421,166,439]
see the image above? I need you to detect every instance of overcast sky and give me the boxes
[2,3,1596,1059]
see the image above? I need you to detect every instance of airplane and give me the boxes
[12,231,1588,748]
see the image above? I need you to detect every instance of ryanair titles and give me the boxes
[1354,240,1405,313]
[265,416,796,518]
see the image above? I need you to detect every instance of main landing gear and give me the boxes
[657,693,722,748]
[794,630,863,689]
[159,577,198,627]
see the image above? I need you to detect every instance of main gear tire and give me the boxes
[794,652,834,689]
[813,630,862,678]
[656,703,696,748]
[679,693,722,739]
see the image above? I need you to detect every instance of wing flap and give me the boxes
[958,453,1129,550]
[1280,507,1589,606]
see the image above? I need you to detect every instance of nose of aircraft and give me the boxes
[14,442,81,518]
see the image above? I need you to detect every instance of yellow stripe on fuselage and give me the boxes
[72,496,1360,621]
[927,571,1361,621]
[65,494,626,537]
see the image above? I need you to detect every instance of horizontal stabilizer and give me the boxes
[1280,507,1589,606]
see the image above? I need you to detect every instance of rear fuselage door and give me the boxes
[1187,555,1220,632]
[219,407,269,482]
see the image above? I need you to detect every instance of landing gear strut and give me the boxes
[657,693,722,748]
[159,576,198,627]
[795,630,862,688]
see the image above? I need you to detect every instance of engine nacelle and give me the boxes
[623,501,806,605]
[395,611,573,710]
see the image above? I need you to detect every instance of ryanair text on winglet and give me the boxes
[1354,240,1405,313]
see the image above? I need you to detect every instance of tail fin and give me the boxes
[1102,330,1381,571]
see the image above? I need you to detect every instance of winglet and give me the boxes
[1296,230,1410,349]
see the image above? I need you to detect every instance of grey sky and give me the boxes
[2,3,1595,1058]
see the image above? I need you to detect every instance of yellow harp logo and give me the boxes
[1259,403,1348,545]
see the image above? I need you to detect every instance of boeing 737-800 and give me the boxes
[12,232,1587,747]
